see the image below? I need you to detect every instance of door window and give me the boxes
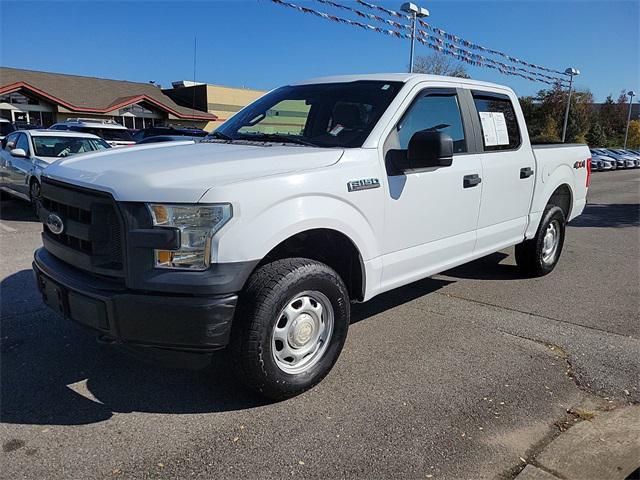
[472,92,521,151]
[15,133,30,156]
[394,92,467,154]
[4,132,19,150]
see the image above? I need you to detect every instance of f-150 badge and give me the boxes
[347,178,380,192]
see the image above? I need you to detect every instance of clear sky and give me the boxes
[1,0,638,101]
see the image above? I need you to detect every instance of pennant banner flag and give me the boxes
[353,0,567,77]
[271,0,567,86]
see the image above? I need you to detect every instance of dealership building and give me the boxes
[0,67,269,130]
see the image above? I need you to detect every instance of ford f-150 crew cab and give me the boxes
[32,74,590,399]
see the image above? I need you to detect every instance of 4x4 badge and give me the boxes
[347,178,380,192]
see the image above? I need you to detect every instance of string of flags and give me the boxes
[354,0,568,76]
[312,0,410,31]
[271,0,566,86]
[307,0,565,83]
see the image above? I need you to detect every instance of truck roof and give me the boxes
[293,73,512,92]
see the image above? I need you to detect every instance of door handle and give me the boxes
[520,167,534,178]
[463,174,482,188]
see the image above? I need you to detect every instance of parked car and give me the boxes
[605,149,636,168]
[50,118,135,147]
[132,126,208,142]
[589,155,613,172]
[596,149,626,169]
[0,129,110,205]
[618,149,640,167]
[0,118,14,140]
[627,150,640,166]
[33,74,589,399]
[589,149,615,171]
[136,135,199,145]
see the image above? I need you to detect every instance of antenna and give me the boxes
[192,35,197,119]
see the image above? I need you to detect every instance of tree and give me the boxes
[626,120,640,149]
[519,85,594,144]
[598,93,627,145]
[413,54,470,78]
[585,123,607,147]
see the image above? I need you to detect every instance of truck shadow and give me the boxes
[0,197,38,222]
[0,270,454,426]
[569,203,640,228]
[440,252,528,281]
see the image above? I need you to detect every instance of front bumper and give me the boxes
[33,248,238,352]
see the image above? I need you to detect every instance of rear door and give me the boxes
[469,90,535,255]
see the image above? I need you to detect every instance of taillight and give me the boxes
[586,157,591,188]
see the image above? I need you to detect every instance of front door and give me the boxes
[0,132,20,191]
[6,132,32,197]
[380,88,483,292]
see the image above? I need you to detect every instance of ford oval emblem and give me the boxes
[47,213,64,235]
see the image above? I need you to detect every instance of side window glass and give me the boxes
[5,133,19,150]
[396,93,467,154]
[472,93,521,151]
[16,134,30,155]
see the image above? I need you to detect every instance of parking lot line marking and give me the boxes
[0,222,17,233]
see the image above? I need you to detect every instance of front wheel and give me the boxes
[29,179,41,216]
[515,205,566,276]
[230,258,350,400]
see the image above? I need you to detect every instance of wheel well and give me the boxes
[547,184,572,221]
[259,229,365,301]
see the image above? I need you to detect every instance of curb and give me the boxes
[515,404,640,480]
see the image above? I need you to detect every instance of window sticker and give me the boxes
[479,111,509,146]
[329,124,344,136]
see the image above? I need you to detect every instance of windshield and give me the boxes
[69,126,134,142]
[211,81,403,148]
[32,136,111,157]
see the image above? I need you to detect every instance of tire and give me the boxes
[29,180,41,217]
[230,258,350,400]
[515,205,566,277]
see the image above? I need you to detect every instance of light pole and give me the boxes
[401,2,429,73]
[623,90,636,149]
[561,67,580,143]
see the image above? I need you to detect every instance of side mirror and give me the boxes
[10,148,27,158]
[407,130,453,168]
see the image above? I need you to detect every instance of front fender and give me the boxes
[214,194,379,264]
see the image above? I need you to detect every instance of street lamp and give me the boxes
[623,90,636,149]
[401,2,429,74]
[561,67,580,143]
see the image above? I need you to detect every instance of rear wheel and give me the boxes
[515,205,566,276]
[230,258,350,400]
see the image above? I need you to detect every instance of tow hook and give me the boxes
[96,334,116,345]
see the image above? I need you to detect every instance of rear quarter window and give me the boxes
[472,92,521,151]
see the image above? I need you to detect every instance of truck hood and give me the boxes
[43,141,344,202]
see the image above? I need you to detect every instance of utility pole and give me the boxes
[623,90,636,149]
[561,67,580,143]
[401,3,429,73]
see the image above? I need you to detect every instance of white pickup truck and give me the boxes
[32,74,590,399]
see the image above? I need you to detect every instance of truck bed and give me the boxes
[531,143,590,222]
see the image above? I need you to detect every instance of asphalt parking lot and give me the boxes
[1,170,639,479]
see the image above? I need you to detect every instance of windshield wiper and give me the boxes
[207,131,234,141]
[242,133,318,147]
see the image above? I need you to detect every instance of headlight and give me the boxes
[147,203,232,270]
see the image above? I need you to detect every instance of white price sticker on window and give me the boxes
[479,112,509,146]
